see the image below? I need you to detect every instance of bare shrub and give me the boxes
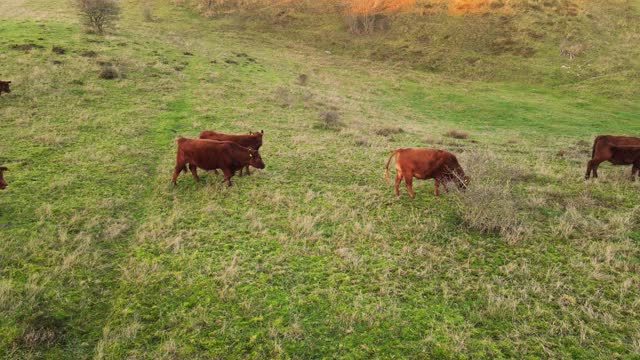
[346,13,390,34]
[76,0,121,34]
[297,74,308,86]
[99,64,119,79]
[375,126,404,137]
[345,0,404,34]
[455,151,533,244]
[560,41,585,60]
[316,110,344,130]
[444,129,469,139]
[51,46,66,55]
[355,138,370,147]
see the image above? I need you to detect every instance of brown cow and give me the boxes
[172,138,265,186]
[0,167,8,190]
[0,81,11,96]
[199,130,263,176]
[384,148,467,198]
[585,135,640,180]
[608,145,640,181]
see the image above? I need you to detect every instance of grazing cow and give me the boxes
[384,148,467,198]
[172,138,265,186]
[0,81,11,96]
[585,135,640,180]
[199,130,263,176]
[0,167,8,190]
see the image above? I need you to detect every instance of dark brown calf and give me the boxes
[0,167,8,190]
[384,148,467,198]
[172,138,265,186]
[0,81,11,96]
[199,130,264,176]
[586,135,640,180]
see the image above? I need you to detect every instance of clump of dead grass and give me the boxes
[375,126,404,137]
[444,129,469,139]
[454,151,533,244]
[315,110,344,130]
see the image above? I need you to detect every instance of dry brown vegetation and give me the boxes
[75,0,120,34]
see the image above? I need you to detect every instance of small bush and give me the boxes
[52,46,66,54]
[375,126,404,137]
[297,74,308,86]
[346,13,390,34]
[317,110,343,129]
[76,0,121,34]
[99,64,119,79]
[444,129,469,139]
[560,41,585,60]
[454,151,534,244]
[355,138,370,147]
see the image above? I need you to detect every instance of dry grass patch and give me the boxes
[375,126,404,137]
[444,129,469,139]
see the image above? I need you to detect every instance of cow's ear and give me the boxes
[261,130,264,134]
[7,81,10,84]
[0,167,7,171]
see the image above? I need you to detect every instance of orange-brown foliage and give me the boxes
[348,0,416,15]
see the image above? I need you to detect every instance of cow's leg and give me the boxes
[632,164,639,181]
[585,160,592,180]
[404,175,415,199]
[590,159,604,179]
[434,179,440,196]
[189,164,200,182]
[244,165,251,176]
[222,168,233,186]
[394,173,402,196]
[172,163,185,185]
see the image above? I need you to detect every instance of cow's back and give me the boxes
[199,130,262,150]
[397,148,460,179]
[593,135,640,159]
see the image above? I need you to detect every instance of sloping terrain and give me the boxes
[0,0,639,358]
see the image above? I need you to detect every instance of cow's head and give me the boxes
[447,167,468,191]
[248,149,265,169]
[0,166,8,190]
[248,130,264,149]
[0,81,11,94]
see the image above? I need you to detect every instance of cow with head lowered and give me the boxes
[586,135,640,180]
[199,130,263,176]
[172,138,265,186]
[0,81,11,96]
[0,167,8,190]
[384,148,468,198]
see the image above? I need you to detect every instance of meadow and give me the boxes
[1,0,639,358]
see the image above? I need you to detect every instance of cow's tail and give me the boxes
[384,150,400,179]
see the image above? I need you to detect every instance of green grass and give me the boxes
[1,0,640,358]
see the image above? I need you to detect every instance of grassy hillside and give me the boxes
[1,0,639,358]
[205,0,640,94]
